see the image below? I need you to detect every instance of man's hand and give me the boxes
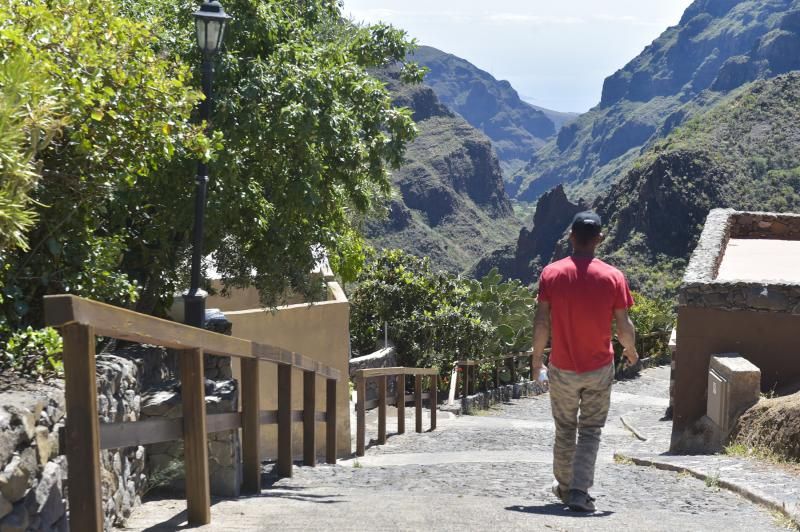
[622,347,639,367]
[532,364,548,383]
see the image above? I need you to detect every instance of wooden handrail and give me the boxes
[43,294,341,531]
[45,295,340,379]
[354,366,439,456]
[354,367,439,377]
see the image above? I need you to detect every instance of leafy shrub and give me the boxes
[350,249,491,374]
[2,326,63,378]
[466,268,536,356]
[613,291,675,373]
[350,252,537,388]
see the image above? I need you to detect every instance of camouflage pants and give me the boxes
[549,361,614,493]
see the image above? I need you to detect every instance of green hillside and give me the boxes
[597,72,800,296]
[364,72,521,273]
[518,0,800,203]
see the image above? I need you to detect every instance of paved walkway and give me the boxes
[123,366,791,531]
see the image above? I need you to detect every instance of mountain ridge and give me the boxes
[411,46,567,191]
[517,0,800,203]
[364,70,521,273]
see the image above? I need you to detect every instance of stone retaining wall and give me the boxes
[448,380,547,415]
[0,352,144,532]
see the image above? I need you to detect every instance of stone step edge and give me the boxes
[614,452,800,528]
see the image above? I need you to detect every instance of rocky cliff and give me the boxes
[596,72,800,296]
[472,185,585,282]
[518,0,800,203]
[364,72,520,273]
[480,72,800,295]
[411,46,564,190]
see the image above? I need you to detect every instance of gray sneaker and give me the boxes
[567,489,596,512]
[551,481,568,504]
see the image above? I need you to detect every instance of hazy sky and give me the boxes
[342,0,694,112]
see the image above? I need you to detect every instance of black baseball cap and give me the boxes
[571,211,602,230]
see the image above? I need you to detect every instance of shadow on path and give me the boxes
[506,503,614,518]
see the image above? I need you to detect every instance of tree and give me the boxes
[1,0,421,327]
[0,0,206,326]
[350,249,492,370]
[0,30,63,255]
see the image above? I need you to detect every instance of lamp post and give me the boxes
[184,0,231,328]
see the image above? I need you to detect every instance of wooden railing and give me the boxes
[354,367,438,456]
[456,349,550,398]
[44,295,342,532]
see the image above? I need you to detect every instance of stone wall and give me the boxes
[730,211,800,239]
[0,384,67,532]
[679,209,800,313]
[447,380,547,415]
[673,208,800,451]
[0,351,145,532]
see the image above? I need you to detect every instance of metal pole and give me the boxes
[185,55,214,328]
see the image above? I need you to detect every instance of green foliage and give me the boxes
[350,252,536,382]
[349,249,492,372]
[0,0,206,325]
[0,48,63,254]
[613,291,675,371]
[121,0,422,307]
[2,326,63,378]
[1,0,422,332]
[466,268,535,356]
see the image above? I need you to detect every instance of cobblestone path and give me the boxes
[124,366,787,531]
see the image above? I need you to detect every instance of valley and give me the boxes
[364,0,800,298]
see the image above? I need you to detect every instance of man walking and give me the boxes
[531,211,638,512]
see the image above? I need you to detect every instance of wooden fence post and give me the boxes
[462,364,470,400]
[241,358,261,493]
[356,373,366,456]
[494,360,500,389]
[415,374,423,433]
[378,375,387,444]
[303,370,316,467]
[396,373,405,434]
[179,348,211,525]
[326,378,337,463]
[430,375,438,431]
[62,324,103,532]
[277,363,293,477]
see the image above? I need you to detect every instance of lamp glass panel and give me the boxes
[195,19,208,51]
[204,20,223,53]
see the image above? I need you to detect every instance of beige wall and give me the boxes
[672,306,800,450]
[207,280,352,459]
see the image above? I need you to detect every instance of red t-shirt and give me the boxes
[537,256,634,373]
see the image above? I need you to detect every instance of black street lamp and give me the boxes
[184,0,231,328]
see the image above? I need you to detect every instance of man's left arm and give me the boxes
[532,301,551,380]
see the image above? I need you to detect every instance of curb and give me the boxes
[614,452,800,529]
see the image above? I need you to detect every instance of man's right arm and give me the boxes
[614,308,639,366]
[532,301,551,380]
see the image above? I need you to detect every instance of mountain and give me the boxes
[529,105,579,132]
[596,72,800,295]
[411,46,565,193]
[517,0,800,203]
[486,72,800,296]
[364,71,521,273]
